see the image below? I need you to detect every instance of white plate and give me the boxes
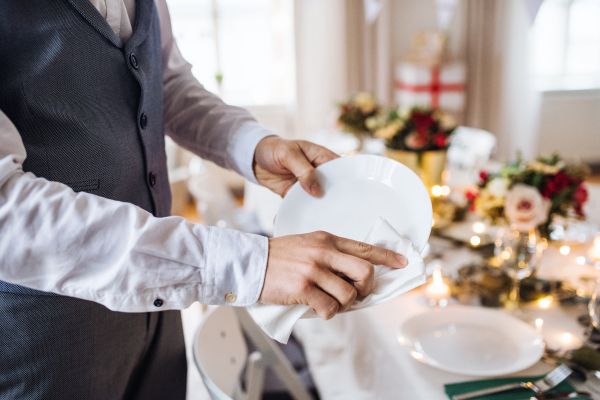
[397,307,545,376]
[274,155,432,251]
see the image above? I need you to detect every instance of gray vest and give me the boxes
[0,0,171,294]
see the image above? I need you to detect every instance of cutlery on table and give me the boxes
[452,364,573,400]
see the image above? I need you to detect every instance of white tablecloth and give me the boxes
[293,242,600,400]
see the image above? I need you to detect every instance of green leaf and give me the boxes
[531,173,543,188]
[571,346,600,371]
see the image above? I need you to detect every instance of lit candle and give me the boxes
[560,332,580,348]
[560,246,570,255]
[472,222,485,234]
[535,318,543,334]
[589,233,600,262]
[470,236,481,246]
[538,296,553,309]
[431,185,443,197]
[426,267,450,306]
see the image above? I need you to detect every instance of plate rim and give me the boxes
[397,306,545,377]
[273,154,433,251]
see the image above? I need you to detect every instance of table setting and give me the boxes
[250,100,600,400]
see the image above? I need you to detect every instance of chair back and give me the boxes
[193,307,248,400]
[447,126,497,169]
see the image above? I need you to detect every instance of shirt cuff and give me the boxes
[202,226,269,306]
[227,121,277,184]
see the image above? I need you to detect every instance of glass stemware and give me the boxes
[496,227,545,315]
[589,278,600,332]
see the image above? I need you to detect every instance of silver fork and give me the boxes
[452,364,572,400]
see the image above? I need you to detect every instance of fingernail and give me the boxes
[396,254,408,267]
[311,182,322,196]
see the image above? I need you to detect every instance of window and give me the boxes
[165,0,295,106]
[532,0,600,91]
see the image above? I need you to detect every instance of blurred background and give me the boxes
[164,0,600,221]
[165,1,600,399]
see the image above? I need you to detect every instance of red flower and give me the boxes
[574,184,588,205]
[542,171,570,198]
[412,112,435,130]
[479,171,488,183]
[434,132,447,148]
[466,191,478,202]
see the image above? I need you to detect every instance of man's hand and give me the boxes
[253,136,339,197]
[259,231,408,320]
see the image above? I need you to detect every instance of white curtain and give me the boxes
[464,0,542,160]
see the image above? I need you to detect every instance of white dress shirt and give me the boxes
[0,0,275,312]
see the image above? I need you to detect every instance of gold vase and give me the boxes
[384,148,447,188]
[421,150,447,188]
[384,149,420,176]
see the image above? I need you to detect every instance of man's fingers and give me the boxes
[281,145,322,196]
[305,286,340,320]
[311,268,358,312]
[322,252,375,297]
[332,236,408,270]
[297,141,340,168]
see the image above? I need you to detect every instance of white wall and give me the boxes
[537,89,600,164]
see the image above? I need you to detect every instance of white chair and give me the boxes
[193,307,314,400]
[447,126,497,169]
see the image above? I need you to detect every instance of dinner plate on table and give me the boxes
[273,154,432,251]
[397,307,545,376]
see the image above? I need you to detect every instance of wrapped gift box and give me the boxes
[395,62,466,111]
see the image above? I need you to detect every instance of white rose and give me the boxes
[504,184,551,232]
[487,178,509,197]
[439,112,456,130]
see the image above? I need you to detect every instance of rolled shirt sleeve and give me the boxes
[0,109,268,311]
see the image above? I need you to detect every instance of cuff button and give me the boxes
[225,293,237,303]
[153,299,163,307]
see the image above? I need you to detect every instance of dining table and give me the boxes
[290,182,600,400]
[182,144,600,400]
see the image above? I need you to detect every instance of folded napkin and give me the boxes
[445,375,586,400]
[247,217,426,343]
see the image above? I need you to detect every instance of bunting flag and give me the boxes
[364,0,386,24]
[435,0,459,31]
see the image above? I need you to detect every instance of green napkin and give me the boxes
[445,375,590,400]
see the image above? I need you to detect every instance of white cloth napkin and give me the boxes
[247,217,426,343]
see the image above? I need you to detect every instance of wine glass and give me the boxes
[586,280,600,395]
[589,278,600,331]
[497,227,545,316]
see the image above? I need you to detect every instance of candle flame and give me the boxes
[473,222,485,234]
[433,268,443,286]
[535,318,543,328]
[538,296,553,309]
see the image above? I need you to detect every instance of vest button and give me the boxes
[129,53,139,69]
[140,113,147,129]
[153,299,163,307]
[149,172,157,187]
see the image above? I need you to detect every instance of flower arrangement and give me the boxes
[368,106,457,152]
[468,154,589,238]
[337,92,380,137]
